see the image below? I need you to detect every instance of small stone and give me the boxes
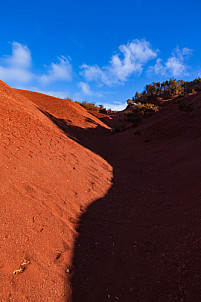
[66,268,71,274]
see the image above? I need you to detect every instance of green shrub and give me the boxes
[65,97,73,102]
[127,77,201,107]
[124,111,143,126]
[134,102,159,112]
[75,101,107,113]
[75,101,99,111]
[124,102,158,126]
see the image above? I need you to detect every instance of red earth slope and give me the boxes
[0,81,112,301]
[15,88,110,130]
[2,83,201,301]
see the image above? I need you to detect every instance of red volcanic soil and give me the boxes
[0,82,112,301]
[1,83,201,301]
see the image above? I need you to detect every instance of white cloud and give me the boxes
[40,56,72,84]
[102,102,127,111]
[149,58,165,76]
[0,42,33,83]
[5,42,32,68]
[0,66,33,84]
[148,47,193,77]
[79,81,92,95]
[0,42,72,86]
[81,39,158,85]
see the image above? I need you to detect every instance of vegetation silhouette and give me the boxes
[127,77,201,106]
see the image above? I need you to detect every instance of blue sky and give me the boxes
[0,0,201,110]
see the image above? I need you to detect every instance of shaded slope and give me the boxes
[0,82,113,301]
[72,92,201,301]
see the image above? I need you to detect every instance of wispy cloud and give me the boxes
[148,47,193,77]
[0,41,195,109]
[0,42,72,86]
[40,56,72,84]
[0,42,33,83]
[4,42,32,68]
[102,102,127,111]
[81,39,158,85]
[79,81,92,95]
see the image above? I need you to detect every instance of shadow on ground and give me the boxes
[40,109,201,302]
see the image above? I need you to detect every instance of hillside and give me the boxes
[14,89,110,130]
[0,82,112,301]
[1,82,201,301]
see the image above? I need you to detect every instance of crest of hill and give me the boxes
[0,80,55,124]
[15,88,110,130]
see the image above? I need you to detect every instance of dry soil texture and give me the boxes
[1,83,201,301]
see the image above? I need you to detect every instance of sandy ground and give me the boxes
[0,82,112,301]
[1,82,201,301]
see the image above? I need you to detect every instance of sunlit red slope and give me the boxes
[15,88,110,130]
[0,81,112,301]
